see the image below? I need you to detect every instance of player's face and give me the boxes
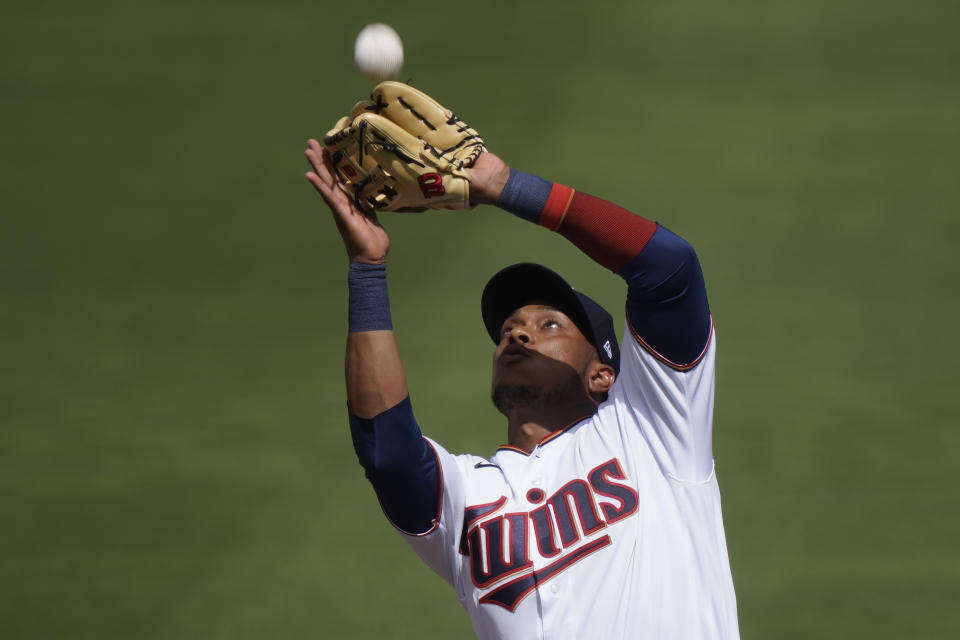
[491,304,599,410]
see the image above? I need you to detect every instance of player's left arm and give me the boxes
[470,152,711,367]
[471,153,714,481]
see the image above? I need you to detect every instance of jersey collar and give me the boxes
[495,413,594,456]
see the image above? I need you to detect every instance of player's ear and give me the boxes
[587,362,615,396]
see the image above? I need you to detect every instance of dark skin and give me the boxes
[305,142,614,451]
[492,304,615,450]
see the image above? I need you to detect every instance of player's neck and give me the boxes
[504,399,598,453]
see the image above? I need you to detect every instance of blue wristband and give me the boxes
[495,168,553,224]
[348,262,393,332]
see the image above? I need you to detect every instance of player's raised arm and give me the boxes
[469,153,711,370]
[305,139,441,535]
[304,139,406,416]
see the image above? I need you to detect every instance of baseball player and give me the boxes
[305,83,739,639]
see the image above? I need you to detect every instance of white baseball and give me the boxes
[353,23,404,81]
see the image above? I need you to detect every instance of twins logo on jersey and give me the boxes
[458,458,639,611]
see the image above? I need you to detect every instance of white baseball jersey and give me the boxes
[401,323,739,639]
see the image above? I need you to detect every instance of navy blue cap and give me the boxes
[481,263,620,374]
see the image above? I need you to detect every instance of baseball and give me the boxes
[354,23,404,81]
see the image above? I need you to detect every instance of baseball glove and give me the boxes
[323,82,485,212]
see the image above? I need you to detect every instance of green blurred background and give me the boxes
[2,0,958,637]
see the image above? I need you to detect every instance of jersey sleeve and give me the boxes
[610,322,716,482]
[399,438,470,591]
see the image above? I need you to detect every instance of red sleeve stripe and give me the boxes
[538,183,575,231]
[557,191,658,272]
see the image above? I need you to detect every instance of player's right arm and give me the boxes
[305,139,404,415]
[305,140,444,536]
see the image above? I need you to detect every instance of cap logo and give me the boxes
[602,340,613,359]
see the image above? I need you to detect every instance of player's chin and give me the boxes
[491,358,538,388]
[490,380,543,414]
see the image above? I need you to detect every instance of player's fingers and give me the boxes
[304,152,346,201]
[305,157,366,223]
[304,140,328,176]
[317,147,367,210]
[305,170,342,210]
[304,170,328,194]
[319,147,340,178]
[306,149,350,206]
[308,139,382,219]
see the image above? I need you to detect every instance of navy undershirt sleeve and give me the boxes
[618,225,711,367]
[348,396,441,535]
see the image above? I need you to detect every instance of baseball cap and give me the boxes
[481,263,620,374]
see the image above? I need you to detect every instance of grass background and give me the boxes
[2,0,958,637]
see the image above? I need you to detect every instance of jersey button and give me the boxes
[550,583,560,595]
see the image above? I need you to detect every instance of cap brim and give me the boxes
[481,263,595,346]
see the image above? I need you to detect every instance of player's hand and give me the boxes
[467,151,511,206]
[305,139,390,264]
